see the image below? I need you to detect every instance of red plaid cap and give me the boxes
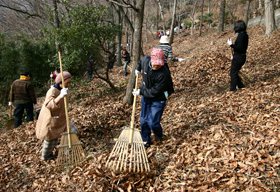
[151,48,164,66]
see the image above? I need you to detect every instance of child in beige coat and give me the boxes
[36,71,71,161]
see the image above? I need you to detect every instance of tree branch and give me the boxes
[0,4,41,18]
[107,0,137,10]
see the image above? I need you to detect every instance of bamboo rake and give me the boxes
[106,75,150,173]
[56,50,85,168]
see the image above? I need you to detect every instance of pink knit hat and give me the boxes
[151,48,165,66]
[55,71,72,84]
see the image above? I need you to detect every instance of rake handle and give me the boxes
[129,74,139,143]
[9,105,13,118]
[58,50,72,149]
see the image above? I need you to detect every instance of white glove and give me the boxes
[178,58,186,62]
[164,91,169,99]
[135,70,140,76]
[132,89,140,96]
[50,73,53,78]
[227,38,233,46]
[59,88,68,98]
[8,102,12,106]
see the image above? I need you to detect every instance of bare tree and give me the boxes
[190,0,198,35]
[208,0,211,14]
[244,0,252,25]
[258,0,263,9]
[156,0,166,32]
[115,4,123,67]
[123,0,146,105]
[169,0,177,44]
[0,0,41,18]
[218,0,226,32]
[264,0,276,35]
[0,0,47,37]
[199,0,204,36]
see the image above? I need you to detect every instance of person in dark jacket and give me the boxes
[133,48,174,148]
[86,55,94,80]
[9,70,37,128]
[227,20,249,91]
[121,46,131,76]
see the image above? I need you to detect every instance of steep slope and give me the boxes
[0,26,279,191]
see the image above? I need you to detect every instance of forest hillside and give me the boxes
[0,25,280,191]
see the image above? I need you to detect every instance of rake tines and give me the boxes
[106,127,150,173]
[106,74,150,173]
[57,132,86,168]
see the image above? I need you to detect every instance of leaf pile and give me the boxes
[0,26,279,191]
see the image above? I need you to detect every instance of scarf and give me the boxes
[20,75,30,81]
[53,83,62,91]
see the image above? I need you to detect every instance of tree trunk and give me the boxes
[169,0,177,45]
[93,68,116,89]
[119,6,134,33]
[199,0,204,36]
[208,0,212,27]
[218,0,226,32]
[258,0,263,9]
[116,6,123,67]
[244,0,252,25]
[156,5,159,30]
[208,0,211,14]
[190,1,198,35]
[53,0,61,55]
[123,0,145,105]
[156,0,166,32]
[264,0,276,36]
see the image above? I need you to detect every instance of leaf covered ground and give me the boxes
[0,26,280,191]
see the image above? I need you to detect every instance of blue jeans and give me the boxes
[140,97,166,145]
[123,60,130,76]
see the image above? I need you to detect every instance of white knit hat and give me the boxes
[159,35,169,44]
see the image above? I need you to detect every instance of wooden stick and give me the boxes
[129,74,139,144]
[58,50,72,148]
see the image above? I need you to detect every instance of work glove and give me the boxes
[132,89,140,96]
[227,38,233,46]
[178,58,186,62]
[59,88,68,99]
[8,101,12,106]
[164,91,169,99]
[135,70,140,76]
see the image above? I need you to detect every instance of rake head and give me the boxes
[57,132,85,168]
[106,127,150,173]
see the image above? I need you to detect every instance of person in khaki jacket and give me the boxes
[36,71,71,161]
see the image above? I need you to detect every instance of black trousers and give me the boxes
[14,102,34,128]
[230,54,246,91]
